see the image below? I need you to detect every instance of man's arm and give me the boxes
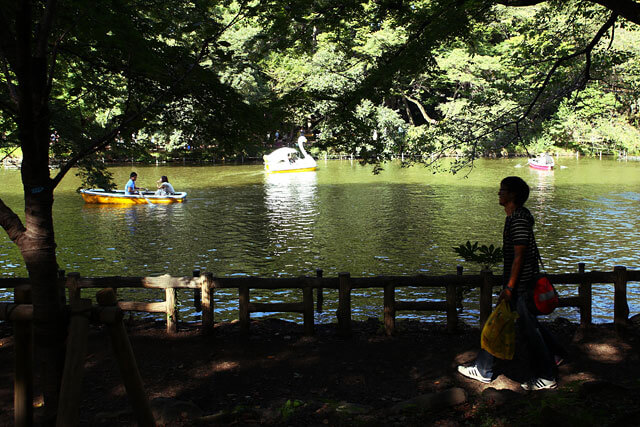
[500,244,526,302]
[507,245,526,289]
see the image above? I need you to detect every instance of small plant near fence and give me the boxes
[452,241,503,311]
[452,241,503,271]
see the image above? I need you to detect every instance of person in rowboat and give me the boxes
[125,172,144,195]
[155,175,176,196]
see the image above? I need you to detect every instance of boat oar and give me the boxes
[139,188,152,204]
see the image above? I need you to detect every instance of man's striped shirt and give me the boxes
[503,206,539,294]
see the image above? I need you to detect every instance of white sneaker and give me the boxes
[457,365,492,384]
[521,377,557,391]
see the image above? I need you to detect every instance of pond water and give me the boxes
[1,157,639,325]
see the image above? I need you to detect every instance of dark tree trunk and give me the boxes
[20,190,66,424]
[15,29,66,419]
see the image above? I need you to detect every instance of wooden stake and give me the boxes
[303,286,314,336]
[316,269,323,313]
[96,289,155,426]
[165,288,178,334]
[56,299,91,427]
[614,266,629,334]
[66,273,81,305]
[446,281,458,333]
[578,263,592,327]
[479,269,493,328]
[14,285,33,427]
[193,270,201,312]
[239,287,250,335]
[384,282,395,336]
[202,273,214,334]
[338,273,352,337]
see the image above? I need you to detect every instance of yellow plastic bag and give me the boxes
[481,300,519,360]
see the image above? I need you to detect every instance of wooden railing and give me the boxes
[2,263,636,336]
[1,263,637,426]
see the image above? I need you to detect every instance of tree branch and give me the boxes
[404,95,438,124]
[0,9,17,70]
[51,32,218,187]
[0,57,19,110]
[0,197,26,245]
[521,11,618,120]
[496,0,640,26]
[36,0,57,58]
[495,0,546,6]
[593,0,640,25]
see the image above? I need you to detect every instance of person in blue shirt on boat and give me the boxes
[155,176,176,196]
[125,172,143,195]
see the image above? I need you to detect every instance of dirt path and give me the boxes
[1,317,639,426]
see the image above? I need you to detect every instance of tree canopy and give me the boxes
[1,2,640,420]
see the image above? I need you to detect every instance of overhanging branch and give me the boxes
[0,197,26,245]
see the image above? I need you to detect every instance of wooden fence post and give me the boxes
[479,269,493,328]
[303,285,314,336]
[201,273,214,334]
[578,263,592,327]
[239,286,250,334]
[66,272,81,305]
[338,272,352,337]
[56,299,92,426]
[14,285,33,427]
[165,288,178,334]
[614,266,629,334]
[384,282,395,336]
[96,289,155,426]
[193,270,202,312]
[316,269,323,313]
[446,281,458,333]
[57,269,66,307]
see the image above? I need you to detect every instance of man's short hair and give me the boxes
[501,176,529,206]
[130,172,137,178]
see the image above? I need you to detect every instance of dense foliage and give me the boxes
[2,1,638,179]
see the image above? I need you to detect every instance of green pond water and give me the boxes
[1,157,639,325]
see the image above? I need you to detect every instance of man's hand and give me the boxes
[498,287,513,303]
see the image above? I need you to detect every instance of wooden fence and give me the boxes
[2,263,636,337]
[1,263,638,426]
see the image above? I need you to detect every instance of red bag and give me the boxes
[532,275,559,315]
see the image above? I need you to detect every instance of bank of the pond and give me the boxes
[1,316,639,426]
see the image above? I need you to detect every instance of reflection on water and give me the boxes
[264,172,318,260]
[1,159,639,325]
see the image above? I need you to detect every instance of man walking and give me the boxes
[457,176,565,390]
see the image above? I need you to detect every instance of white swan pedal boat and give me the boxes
[263,135,317,173]
[80,189,187,204]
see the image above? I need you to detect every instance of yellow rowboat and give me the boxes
[80,189,187,204]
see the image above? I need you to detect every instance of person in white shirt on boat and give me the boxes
[125,172,143,195]
[155,176,176,196]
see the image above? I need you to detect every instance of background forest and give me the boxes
[2,0,639,172]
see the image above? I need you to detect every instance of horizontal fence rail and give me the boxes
[1,264,637,335]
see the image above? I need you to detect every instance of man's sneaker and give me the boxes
[457,365,492,384]
[521,377,558,391]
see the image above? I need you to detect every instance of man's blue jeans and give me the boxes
[475,294,562,380]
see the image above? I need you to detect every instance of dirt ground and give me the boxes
[1,315,640,426]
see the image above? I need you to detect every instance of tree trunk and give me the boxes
[20,191,66,424]
[16,43,66,420]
